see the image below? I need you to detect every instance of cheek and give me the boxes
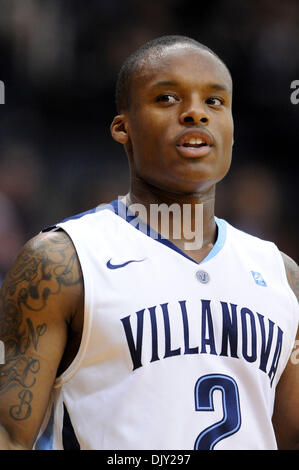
[216,115,234,153]
[224,115,234,144]
[213,116,234,173]
[130,132,157,165]
[128,112,166,159]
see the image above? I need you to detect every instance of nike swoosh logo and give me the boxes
[106,258,146,270]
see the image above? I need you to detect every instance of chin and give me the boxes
[169,157,230,188]
[170,169,229,194]
[138,162,230,195]
[150,177,215,195]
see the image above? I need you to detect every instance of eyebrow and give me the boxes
[206,82,230,92]
[151,80,179,89]
[151,80,230,92]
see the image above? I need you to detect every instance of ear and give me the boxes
[110,114,129,144]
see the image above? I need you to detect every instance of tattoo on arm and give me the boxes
[288,266,299,303]
[0,232,83,421]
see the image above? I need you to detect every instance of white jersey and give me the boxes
[35,200,298,450]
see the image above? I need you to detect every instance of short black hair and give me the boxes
[115,35,229,113]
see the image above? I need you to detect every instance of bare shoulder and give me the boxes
[9,228,83,302]
[23,228,81,282]
[280,251,299,302]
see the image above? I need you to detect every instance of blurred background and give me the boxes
[0,0,298,283]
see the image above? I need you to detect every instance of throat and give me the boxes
[170,239,215,264]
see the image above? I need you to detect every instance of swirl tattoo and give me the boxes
[0,231,83,421]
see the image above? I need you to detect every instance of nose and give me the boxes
[179,98,209,126]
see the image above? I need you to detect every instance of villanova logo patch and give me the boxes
[196,270,210,284]
[251,271,267,287]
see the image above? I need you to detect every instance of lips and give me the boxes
[175,129,214,159]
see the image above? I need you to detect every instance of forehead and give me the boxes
[133,44,232,93]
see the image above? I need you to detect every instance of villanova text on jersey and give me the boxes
[121,298,283,386]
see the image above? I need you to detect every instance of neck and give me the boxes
[121,177,217,255]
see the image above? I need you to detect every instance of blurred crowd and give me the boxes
[0,0,298,283]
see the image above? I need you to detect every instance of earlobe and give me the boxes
[110,115,129,144]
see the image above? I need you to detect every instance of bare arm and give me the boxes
[0,230,83,449]
[272,252,299,449]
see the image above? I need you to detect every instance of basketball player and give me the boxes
[0,36,298,450]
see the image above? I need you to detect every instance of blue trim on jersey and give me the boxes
[35,405,54,450]
[201,217,227,264]
[112,199,226,265]
[44,199,226,265]
[41,203,114,232]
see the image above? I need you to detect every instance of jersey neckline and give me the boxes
[107,199,227,265]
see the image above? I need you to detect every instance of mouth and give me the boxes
[175,130,214,159]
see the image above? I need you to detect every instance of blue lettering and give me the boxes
[257,313,274,373]
[149,306,160,363]
[179,300,199,355]
[201,300,217,355]
[220,302,239,358]
[161,303,181,358]
[241,308,257,363]
[268,327,283,386]
[121,309,145,370]
[120,299,284,386]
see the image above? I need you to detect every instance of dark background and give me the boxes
[0,0,298,283]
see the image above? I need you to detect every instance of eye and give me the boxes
[206,97,224,106]
[155,94,178,104]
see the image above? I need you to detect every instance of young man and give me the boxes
[0,35,298,450]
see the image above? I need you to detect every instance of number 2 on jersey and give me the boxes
[194,374,241,450]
